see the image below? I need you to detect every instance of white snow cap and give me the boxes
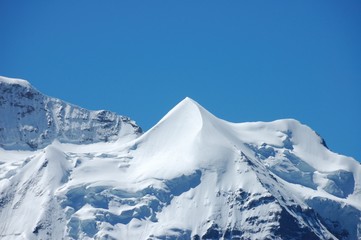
[0,76,31,88]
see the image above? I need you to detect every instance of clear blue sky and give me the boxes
[1,1,360,161]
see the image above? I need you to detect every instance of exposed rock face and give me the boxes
[0,76,141,150]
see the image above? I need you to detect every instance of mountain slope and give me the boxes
[0,76,141,150]
[0,83,360,239]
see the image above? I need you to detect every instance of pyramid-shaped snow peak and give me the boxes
[139,97,232,145]
[130,97,238,176]
[151,97,215,130]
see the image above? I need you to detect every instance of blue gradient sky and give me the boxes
[1,1,360,160]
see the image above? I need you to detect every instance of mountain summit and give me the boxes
[0,78,360,239]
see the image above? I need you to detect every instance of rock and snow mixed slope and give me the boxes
[0,76,141,150]
[0,77,360,239]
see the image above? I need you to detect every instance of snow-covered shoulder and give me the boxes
[0,76,31,88]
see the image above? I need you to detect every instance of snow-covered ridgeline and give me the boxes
[0,76,141,150]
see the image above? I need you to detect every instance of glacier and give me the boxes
[0,77,360,240]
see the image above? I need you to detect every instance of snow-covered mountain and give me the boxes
[0,76,141,150]
[0,77,360,240]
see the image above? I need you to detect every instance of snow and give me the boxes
[0,76,31,88]
[0,95,360,239]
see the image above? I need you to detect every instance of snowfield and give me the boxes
[0,77,360,239]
